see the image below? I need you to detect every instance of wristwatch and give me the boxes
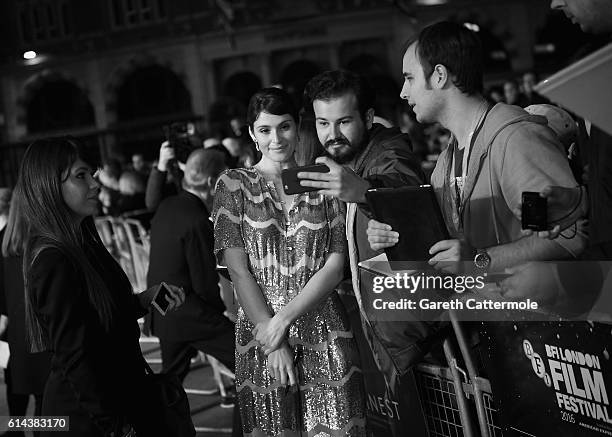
[474,249,491,270]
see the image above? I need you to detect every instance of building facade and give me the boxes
[0,0,560,185]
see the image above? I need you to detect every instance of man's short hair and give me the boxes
[409,21,484,96]
[182,149,227,191]
[303,70,375,121]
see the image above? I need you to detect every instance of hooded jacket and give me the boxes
[431,103,587,257]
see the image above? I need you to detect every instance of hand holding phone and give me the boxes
[281,164,330,195]
[151,282,185,315]
[521,191,547,231]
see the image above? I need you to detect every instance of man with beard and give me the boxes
[299,70,426,385]
[300,70,423,299]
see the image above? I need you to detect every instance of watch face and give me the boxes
[475,252,490,269]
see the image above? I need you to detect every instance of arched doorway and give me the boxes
[26,77,95,133]
[280,60,321,107]
[223,71,262,109]
[116,65,192,122]
[114,64,193,160]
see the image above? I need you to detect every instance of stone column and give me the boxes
[183,43,207,118]
[329,44,340,70]
[259,52,272,87]
[87,59,115,162]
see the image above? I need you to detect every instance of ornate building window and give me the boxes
[18,0,71,44]
[109,0,166,28]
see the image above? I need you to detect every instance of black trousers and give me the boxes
[159,328,236,380]
[4,367,44,437]
[158,328,241,437]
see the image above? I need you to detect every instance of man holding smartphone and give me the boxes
[300,70,424,301]
[299,71,428,387]
[368,21,587,276]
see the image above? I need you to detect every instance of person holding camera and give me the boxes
[147,148,235,385]
[144,140,181,211]
[367,21,587,274]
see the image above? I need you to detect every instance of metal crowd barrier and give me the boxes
[413,311,503,437]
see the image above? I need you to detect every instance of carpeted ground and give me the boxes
[0,337,235,436]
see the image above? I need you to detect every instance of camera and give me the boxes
[163,122,199,163]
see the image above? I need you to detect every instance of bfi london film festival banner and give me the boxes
[481,321,611,436]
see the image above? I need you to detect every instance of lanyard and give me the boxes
[451,104,492,218]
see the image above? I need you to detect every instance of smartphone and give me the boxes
[281,164,330,195]
[521,191,547,231]
[152,282,172,315]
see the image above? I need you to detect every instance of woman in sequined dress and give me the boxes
[212,87,365,436]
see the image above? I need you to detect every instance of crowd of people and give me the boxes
[0,0,610,436]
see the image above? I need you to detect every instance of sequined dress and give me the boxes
[212,168,366,437]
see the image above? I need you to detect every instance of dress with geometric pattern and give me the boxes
[212,168,366,437]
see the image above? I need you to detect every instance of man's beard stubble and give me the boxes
[323,134,368,165]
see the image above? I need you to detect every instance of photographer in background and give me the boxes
[145,122,201,211]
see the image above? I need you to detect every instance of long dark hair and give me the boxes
[1,183,26,258]
[19,137,118,352]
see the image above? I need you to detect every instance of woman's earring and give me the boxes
[254,141,260,152]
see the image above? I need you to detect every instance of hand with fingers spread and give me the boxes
[297,156,371,203]
[266,343,297,388]
[428,239,474,274]
[515,185,587,240]
[367,219,399,251]
[253,314,290,355]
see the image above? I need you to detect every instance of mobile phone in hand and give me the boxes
[152,283,172,315]
[521,191,547,231]
[281,164,330,195]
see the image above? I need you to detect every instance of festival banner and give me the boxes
[480,321,612,436]
[338,289,428,437]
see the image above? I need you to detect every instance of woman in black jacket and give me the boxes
[17,137,185,436]
[1,188,52,436]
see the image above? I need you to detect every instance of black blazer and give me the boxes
[0,240,51,395]
[147,191,233,342]
[29,238,150,436]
